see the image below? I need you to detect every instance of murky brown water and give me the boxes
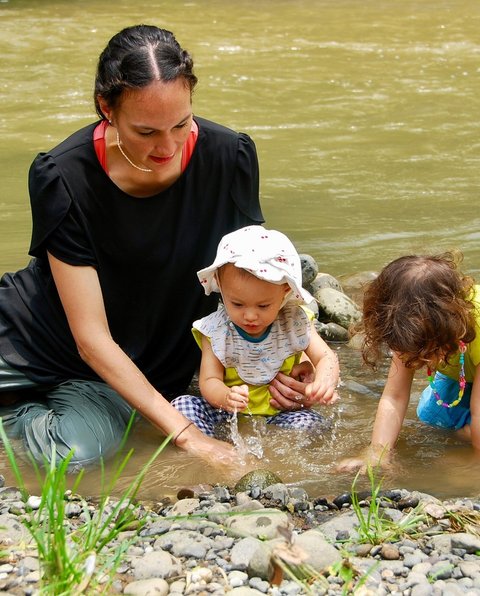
[1,0,480,500]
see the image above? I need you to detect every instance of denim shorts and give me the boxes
[416,371,472,430]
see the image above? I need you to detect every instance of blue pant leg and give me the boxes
[0,380,134,466]
[267,408,329,430]
[171,395,231,437]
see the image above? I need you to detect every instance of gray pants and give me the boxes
[0,356,133,466]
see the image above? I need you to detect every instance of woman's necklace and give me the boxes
[427,341,467,408]
[116,131,153,173]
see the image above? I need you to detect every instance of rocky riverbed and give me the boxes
[1,471,480,595]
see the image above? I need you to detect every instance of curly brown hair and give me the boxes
[360,252,476,369]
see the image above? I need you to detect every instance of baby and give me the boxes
[172,225,340,437]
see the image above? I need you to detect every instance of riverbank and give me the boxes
[1,473,480,595]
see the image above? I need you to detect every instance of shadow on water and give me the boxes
[2,342,479,502]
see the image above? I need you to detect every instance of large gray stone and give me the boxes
[294,529,342,570]
[225,509,290,540]
[0,513,32,546]
[314,287,361,329]
[299,254,319,286]
[154,529,214,558]
[317,510,360,542]
[230,536,273,580]
[234,470,283,493]
[309,272,343,294]
[123,578,169,595]
[315,321,350,342]
[451,532,480,553]
[131,550,182,580]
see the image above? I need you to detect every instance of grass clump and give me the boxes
[350,464,426,545]
[444,507,480,537]
[0,415,170,595]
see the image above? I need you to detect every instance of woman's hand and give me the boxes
[268,361,316,410]
[174,421,246,468]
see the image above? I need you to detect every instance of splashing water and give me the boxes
[228,410,265,460]
[243,416,266,459]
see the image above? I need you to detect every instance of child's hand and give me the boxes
[336,445,392,474]
[304,379,339,406]
[223,384,249,412]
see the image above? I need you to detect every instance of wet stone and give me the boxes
[309,272,344,294]
[234,470,283,493]
[299,254,319,286]
[381,544,401,560]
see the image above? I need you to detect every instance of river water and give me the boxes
[1,0,480,500]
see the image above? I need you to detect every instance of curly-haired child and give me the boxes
[338,252,479,472]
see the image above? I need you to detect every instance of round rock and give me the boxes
[299,254,319,286]
[234,470,283,493]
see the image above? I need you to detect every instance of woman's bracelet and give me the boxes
[173,421,194,446]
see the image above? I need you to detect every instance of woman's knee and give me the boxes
[15,381,133,466]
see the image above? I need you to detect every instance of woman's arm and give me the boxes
[48,253,237,462]
[337,353,414,472]
[198,336,249,412]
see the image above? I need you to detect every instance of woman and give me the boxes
[0,25,309,466]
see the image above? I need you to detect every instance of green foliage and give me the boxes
[0,416,171,595]
[350,464,426,545]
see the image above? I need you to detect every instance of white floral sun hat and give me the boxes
[197,225,313,305]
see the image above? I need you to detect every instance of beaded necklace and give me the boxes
[427,341,467,408]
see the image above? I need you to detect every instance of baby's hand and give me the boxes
[304,379,339,406]
[224,384,249,412]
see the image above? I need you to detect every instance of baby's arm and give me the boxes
[303,323,340,405]
[198,336,249,413]
[337,353,414,472]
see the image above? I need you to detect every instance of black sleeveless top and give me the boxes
[0,117,263,396]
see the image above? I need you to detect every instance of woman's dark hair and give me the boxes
[360,252,476,369]
[94,24,198,118]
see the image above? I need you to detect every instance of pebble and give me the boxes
[0,482,479,594]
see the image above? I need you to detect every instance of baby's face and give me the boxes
[218,264,289,338]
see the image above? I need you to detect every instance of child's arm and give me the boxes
[461,363,480,448]
[198,336,249,413]
[303,322,340,405]
[337,353,414,472]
